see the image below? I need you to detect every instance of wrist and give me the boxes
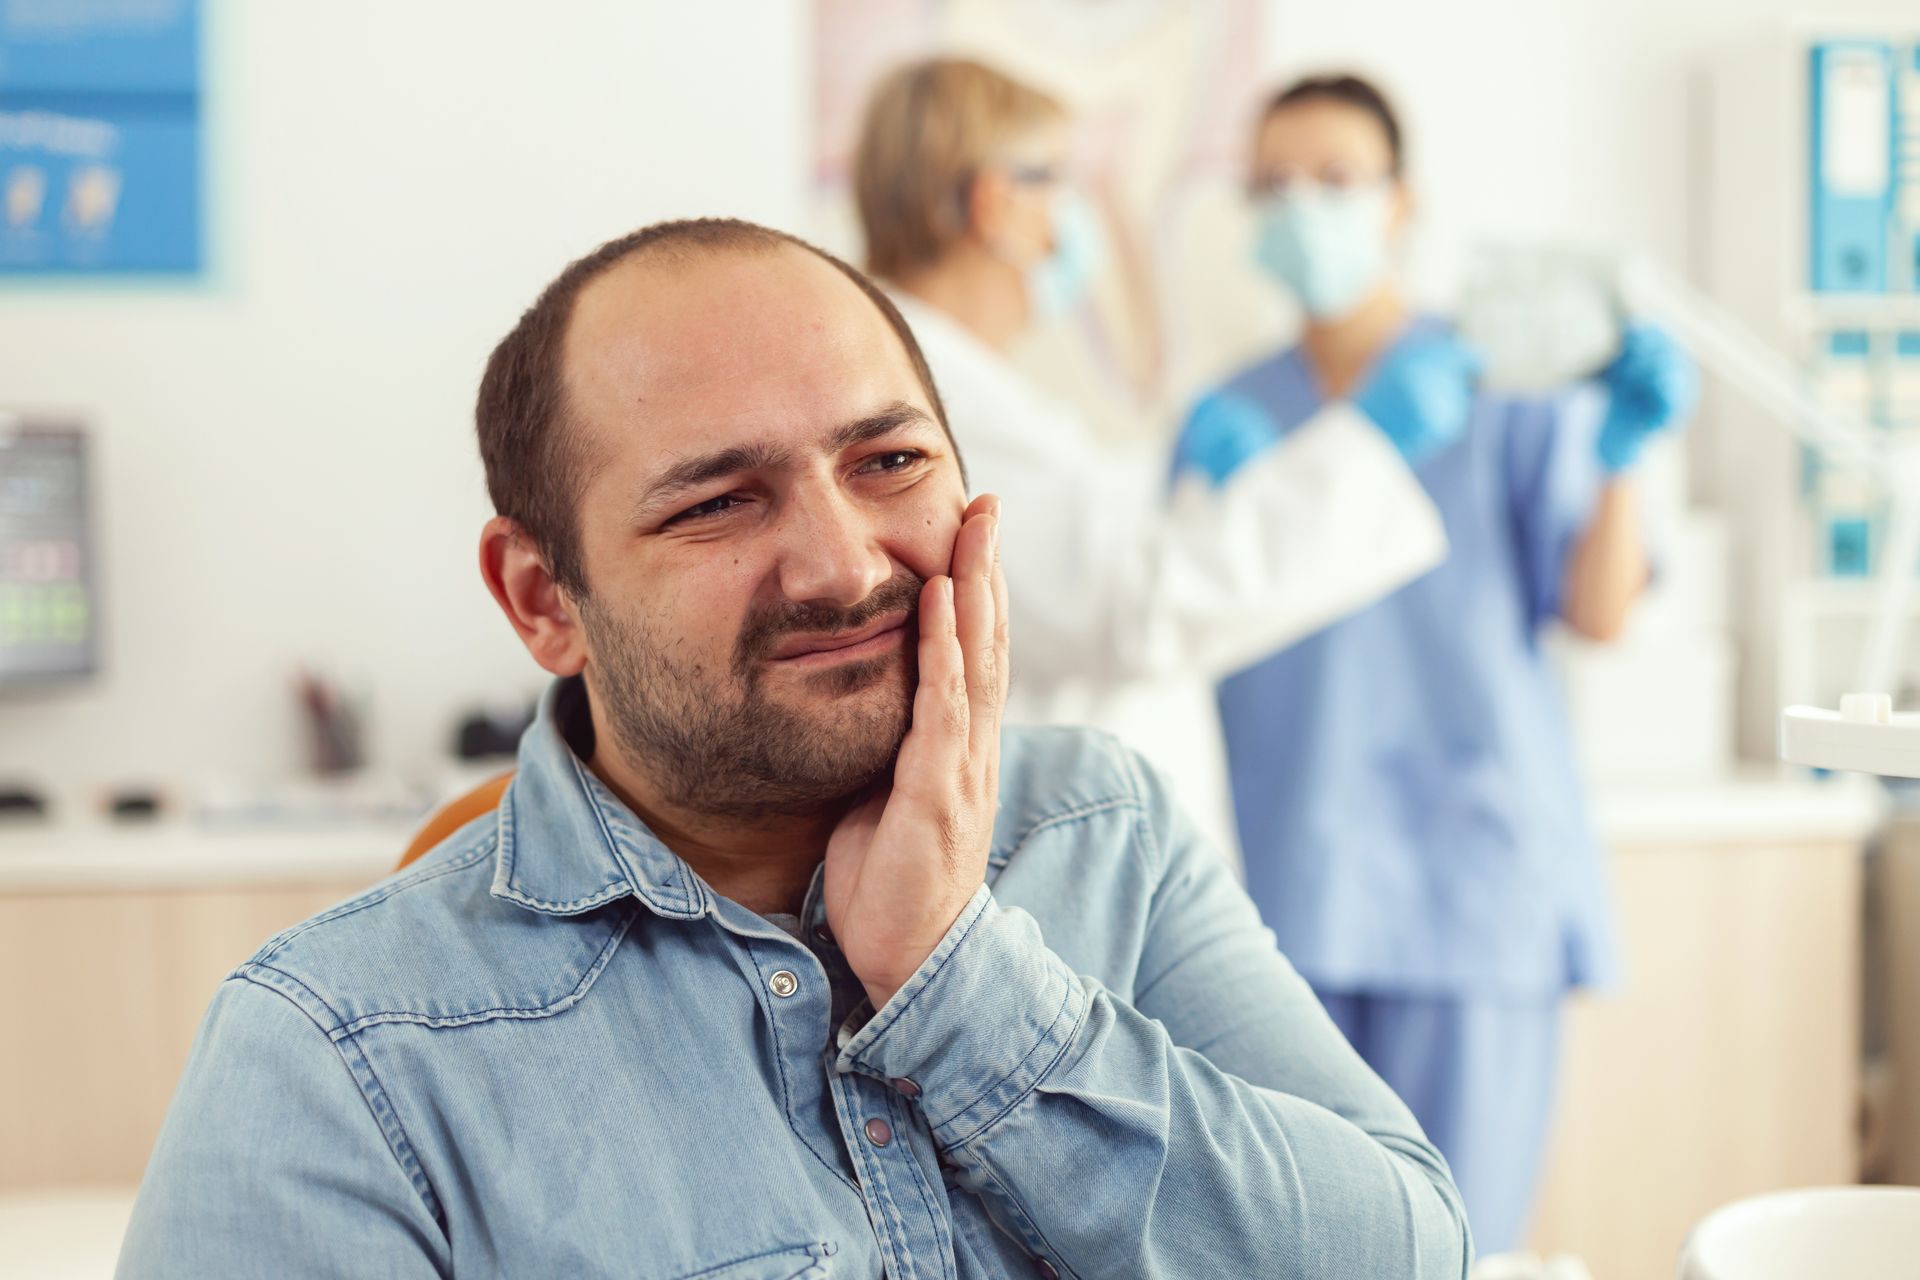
[1597,416,1648,474]
[846,888,979,1011]
[837,889,1087,1148]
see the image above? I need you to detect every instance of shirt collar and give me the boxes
[488,677,710,921]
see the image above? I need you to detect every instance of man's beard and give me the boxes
[578,573,922,817]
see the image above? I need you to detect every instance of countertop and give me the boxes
[0,769,1891,894]
[1590,768,1887,847]
[0,819,413,893]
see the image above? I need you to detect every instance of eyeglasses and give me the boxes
[1003,162,1065,188]
[1246,167,1390,199]
[953,161,1067,218]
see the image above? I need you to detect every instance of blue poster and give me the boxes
[0,0,201,275]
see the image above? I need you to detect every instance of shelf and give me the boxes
[1783,706,1920,779]
[1786,578,1920,616]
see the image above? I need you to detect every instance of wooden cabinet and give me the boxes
[1529,836,1864,1279]
[0,882,369,1189]
[0,823,400,1191]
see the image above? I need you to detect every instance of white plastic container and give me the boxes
[1677,1186,1920,1279]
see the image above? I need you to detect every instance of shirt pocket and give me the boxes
[678,1241,838,1280]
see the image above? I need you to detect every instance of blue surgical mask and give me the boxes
[1252,184,1393,318]
[1027,191,1104,320]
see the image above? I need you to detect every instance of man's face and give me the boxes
[558,245,966,815]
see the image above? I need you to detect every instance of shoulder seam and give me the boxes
[255,836,497,965]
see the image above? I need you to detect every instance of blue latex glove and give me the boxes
[1353,333,1481,466]
[1596,322,1696,473]
[1174,390,1284,487]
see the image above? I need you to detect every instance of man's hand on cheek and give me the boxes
[824,493,1006,1010]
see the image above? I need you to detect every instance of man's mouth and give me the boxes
[764,610,911,668]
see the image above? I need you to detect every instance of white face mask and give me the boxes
[1251,183,1394,318]
[987,178,1106,321]
[1026,190,1105,319]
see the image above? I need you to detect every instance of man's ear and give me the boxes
[479,516,588,677]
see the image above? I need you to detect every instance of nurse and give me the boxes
[850,58,1474,855]
[1173,74,1694,1254]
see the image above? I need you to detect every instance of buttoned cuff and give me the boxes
[835,884,1088,1147]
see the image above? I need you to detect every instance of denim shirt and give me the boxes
[119,679,1470,1279]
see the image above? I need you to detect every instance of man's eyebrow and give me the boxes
[631,440,791,519]
[823,401,939,453]
[632,403,940,522]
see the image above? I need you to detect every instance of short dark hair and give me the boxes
[475,217,954,596]
[1261,74,1405,177]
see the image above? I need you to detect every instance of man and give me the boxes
[119,219,1470,1277]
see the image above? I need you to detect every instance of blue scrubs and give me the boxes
[1178,316,1620,1254]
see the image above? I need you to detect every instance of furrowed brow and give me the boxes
[628,403,936,523]
[823,402,937,453]
[631,440,789,520]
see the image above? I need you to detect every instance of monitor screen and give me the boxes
[0,420,95,684]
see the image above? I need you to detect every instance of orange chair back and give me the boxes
[396,771,515,871]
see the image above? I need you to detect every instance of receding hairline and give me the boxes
[551,233,951,494]
[563,232,861,354]
[558,234,923,416]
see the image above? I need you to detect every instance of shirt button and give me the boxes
[1035,1260,1059,1280]
[863,1117,893,1148]
[891,1077,921,1099]
[768,970,799,998]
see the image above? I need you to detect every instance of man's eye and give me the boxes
[667,494,742,525]
[860,449,923,474]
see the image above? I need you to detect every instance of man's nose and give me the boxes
[774,487,892,609]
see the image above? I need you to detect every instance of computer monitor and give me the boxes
[0,418,95,685]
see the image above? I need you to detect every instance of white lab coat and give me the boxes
[891,294,1448,861]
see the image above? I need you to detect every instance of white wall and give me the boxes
[0,0,808,788]
[7,0,1918,792]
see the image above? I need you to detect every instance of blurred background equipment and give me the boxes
[0,417,95,687]
[295,668,364,777]
[1703,23,1920,757]
[454,698,538,761]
